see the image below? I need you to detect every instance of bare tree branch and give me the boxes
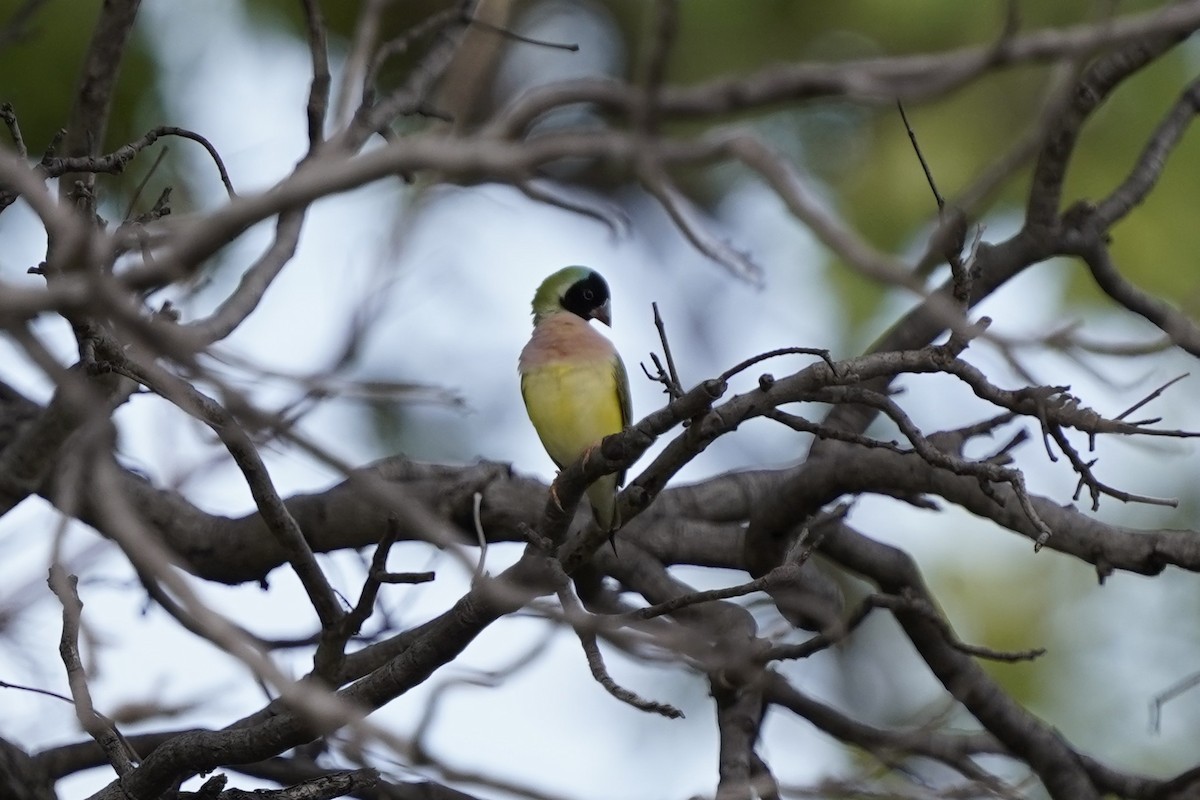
[5,5,1200,800]
[47,566,137,777]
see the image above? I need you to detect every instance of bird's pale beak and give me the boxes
[591,300,612,327]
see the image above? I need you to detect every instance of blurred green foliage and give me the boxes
[620,0,1199,327]
[1,0,162,218]
[0,0,157,163]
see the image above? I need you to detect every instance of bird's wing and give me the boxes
[520,371,566,469]
[613,353,632,487]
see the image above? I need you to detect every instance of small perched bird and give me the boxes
[518,266,632,548]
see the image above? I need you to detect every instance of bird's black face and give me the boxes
[561,271,611,321]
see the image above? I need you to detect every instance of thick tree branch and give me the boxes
[818,522,1100,800]
[1095,77,1200,228]
[491,2,1200,136]
[57,0,142,208]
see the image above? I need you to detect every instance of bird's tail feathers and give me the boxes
[586,474,621,557]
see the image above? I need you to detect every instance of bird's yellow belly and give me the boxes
[521,363,624,467]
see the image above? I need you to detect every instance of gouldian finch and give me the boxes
[518,266,632,546]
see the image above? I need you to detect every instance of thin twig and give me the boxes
[1116,373,1187,421]
[517,180,630,239]
[360,8,460,122]
[897,100,945,212]
[41,125,236,197]
[314,518,402,678]
[651,301,683,397]
[47,566,137,776]
[622,574,774,622]
[374,571,436,584]
[0,678,74,705]
[719,347,835,384]
[0,102,27,157]
[766,409,909,455]
[121,145,169,222]
[639,160,764,284]
[766,593,1046,664]
[1150,671,1200,733]
[878,592,1047,662]
[556,581,683,719]
[466,14,579,52]
[763,595,880,662]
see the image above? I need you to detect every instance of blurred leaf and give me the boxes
[0,0,158,158]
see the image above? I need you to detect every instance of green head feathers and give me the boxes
[531,266,612,326]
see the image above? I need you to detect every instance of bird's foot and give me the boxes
[548,482,564,513]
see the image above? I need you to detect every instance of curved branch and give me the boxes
[492,3,1200,136]
[1095,77,1200,228]
[1025,28,1189,229]
[42,126,236,197]
[819,521,1100,800]
[1064,233,1200,358]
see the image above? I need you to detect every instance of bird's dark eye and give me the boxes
[561,271,609,319]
